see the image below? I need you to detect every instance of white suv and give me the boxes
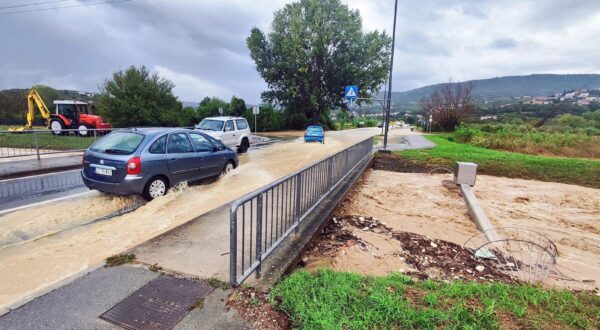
[195,117,251,153]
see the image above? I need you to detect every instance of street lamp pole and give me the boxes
[383,0,398,151]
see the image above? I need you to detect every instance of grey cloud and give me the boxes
[1,0,599,101]
[489,37,517,49]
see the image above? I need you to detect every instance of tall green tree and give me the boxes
[96,65,183,127]
[196,97,228,120]
[228,96,247,116]
[247,0,391,124]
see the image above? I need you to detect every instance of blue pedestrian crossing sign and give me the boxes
[345,85,358,100]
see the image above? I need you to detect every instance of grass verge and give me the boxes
[272,270,600,329]
[105,253,136,267]
[0,131,96,150]
[397,135,600,188]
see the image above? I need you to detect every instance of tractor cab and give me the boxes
[53,100,89,125]
[50,100,111,136]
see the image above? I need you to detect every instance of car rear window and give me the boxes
[89,132,144,155]
[307,126,323,132]
[235,119,248,130]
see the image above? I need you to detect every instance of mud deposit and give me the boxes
[303,215,516,283]
[308,169,600,291]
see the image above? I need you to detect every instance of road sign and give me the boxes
[252,106,259,115]
[429,114,433,123]
[345,86,358,100]
[218,107,223,115]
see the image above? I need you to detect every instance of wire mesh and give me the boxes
[464,227,558,284]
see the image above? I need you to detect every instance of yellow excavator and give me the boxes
[10,89,112,136]
[10,89,51,132]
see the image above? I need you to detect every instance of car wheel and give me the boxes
[50,119,63,135]
[238,138,249,153]
[221,161,235,178]
[143,176,169,201]
[78,124,89,137]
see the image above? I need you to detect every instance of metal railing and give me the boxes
[0,128,114,160]
[229,137,373,286]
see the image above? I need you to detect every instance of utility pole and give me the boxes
[382,0,398,151]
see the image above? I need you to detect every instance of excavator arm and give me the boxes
[24,89,51,129]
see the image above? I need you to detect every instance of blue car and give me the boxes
[81,128,238,200]
[304,125,325,144]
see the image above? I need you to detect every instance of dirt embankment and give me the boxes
[303,167,600,292]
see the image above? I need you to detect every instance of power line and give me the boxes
[0,0,131,15]
[0,0,75,10]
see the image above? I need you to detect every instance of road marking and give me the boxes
[0,169,81,183]
[0,190,94,216]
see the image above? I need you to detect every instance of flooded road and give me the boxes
[0,170,87,213]
[0,128,378,311]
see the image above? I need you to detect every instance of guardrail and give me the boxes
[0,128,114,160]
[229,137,373,286]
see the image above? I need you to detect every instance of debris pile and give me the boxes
[227,287,290,330]
[303,215,518,283]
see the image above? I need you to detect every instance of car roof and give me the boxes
[116,127,191,138]
[307,125,323,129]
[202,116,246,121]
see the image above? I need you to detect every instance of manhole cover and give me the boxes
[100,276,213,330]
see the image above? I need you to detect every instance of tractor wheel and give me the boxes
[50,119,64,135]
[78,124,90,137]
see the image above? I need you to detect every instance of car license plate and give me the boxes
[95,168,112,176]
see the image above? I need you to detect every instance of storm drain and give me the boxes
[100,276,213,330]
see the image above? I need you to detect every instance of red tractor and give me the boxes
[12,89,112,136]
[50,99,112,136]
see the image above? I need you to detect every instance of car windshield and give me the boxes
[197,119,225,131]
[89,132,144,154]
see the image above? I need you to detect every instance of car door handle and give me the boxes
[170,158,178,161]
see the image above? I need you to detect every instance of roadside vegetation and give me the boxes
[398,135,600,188]
[453,124,600,159]
[0,130,96,150]
[271,270,599,329]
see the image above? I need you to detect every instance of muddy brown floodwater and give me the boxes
[0,129,379,311]
[312,170,600,291]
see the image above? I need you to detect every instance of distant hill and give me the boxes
[391,74,600,110]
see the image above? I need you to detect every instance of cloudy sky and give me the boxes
[1,0,599,103]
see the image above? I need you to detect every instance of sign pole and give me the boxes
[383,0,398,152]
[252,106,260,144]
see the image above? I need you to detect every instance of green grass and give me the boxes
[272,270,600,329]
[0,131,96,150]
[398,135,600,189]
[104,253,136,267]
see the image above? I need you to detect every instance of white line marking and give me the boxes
[0,190,94,216]
[0,169,81,183]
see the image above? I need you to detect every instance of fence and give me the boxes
[0,128,114,160]
[229,137,373,286]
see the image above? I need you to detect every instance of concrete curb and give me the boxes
[0,164,82,181]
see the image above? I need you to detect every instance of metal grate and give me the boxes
[100,276,213,330]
